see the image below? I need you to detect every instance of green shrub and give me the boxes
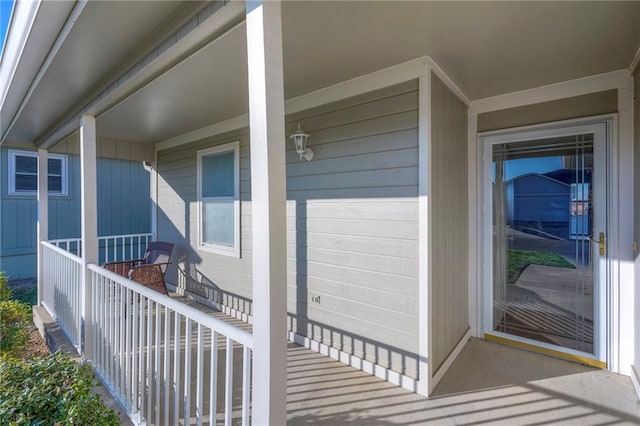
[0,271,32,356]
[0,299,31,356]
[0,272,11,301]
[0,352,119,425]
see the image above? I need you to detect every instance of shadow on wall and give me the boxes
[173,263,419,379]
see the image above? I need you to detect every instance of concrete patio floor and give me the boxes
[178,296,640,425]
[287,337,640,425]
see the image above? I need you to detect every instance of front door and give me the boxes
[481,121,608,366]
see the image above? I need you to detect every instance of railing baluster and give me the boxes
[196,323,204,426]
[139,295,146,421]
[225,337,233,426]
[174,312,182,426]
[210,330,218,426]
[184,319,192,425]
[155,300,161,424]
[164,307,171,425]
[242,346,251,426]
[132,291,139,415]
[146,299,153,423]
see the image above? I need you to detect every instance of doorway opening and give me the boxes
[481,121,609,367]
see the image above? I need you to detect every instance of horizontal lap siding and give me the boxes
[157,81,420,378]
[430,73,469,373]
[157,129,254,305]
[288,81,419,377]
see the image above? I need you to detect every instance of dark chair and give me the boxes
[103,241,174,295]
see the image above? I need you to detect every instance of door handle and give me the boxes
[590,232,605,256]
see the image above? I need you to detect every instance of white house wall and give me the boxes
[156,80,421,379]
[430,72,469,373]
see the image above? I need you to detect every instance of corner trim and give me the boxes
[431,329,471,387]
[629,45,640,74]
[631,365,640,400]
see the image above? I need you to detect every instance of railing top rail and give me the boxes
[48,237,81,243]
[41,241,83,263]
[99,233,153,240]
[88,263,253,348]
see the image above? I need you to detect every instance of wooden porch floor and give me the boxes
[177,296,640,426]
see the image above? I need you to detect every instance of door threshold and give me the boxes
[484,333,606,369]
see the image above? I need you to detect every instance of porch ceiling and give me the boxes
[4,1,640,146]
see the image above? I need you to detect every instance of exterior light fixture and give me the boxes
[289,123,313,161]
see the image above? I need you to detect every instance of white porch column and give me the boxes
[245,1,287,424]
[80,115,98,360]
[37,148,48,306]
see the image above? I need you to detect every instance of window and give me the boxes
[197,142,240,257]
[8,150,68,196]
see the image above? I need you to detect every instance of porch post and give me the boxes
[80,115,98,360]
[245,0,287,424]
[37,148,48,306]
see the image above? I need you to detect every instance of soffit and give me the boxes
[7,0,187,143]
[5,1,640,146]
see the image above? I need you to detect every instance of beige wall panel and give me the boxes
[431,72,469,373]
[478,90,617,132]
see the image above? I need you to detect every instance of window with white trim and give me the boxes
[8,150,68,196]
[197,142,240,257]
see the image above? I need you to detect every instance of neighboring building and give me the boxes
[506,173,571,239]
[0,1,639,424]
[0,142,152,279]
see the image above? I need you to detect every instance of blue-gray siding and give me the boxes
[0,148,151,279]
[157,81,420,378]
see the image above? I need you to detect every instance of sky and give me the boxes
[0,0,14,57]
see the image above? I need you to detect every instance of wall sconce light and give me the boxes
[289,123,313,161]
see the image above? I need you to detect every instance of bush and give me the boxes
[0,352,119,425]
[0,272,31,356]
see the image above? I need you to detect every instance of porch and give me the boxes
[39,237,640,425]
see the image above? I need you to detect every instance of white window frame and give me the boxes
[8,149,68,196]
[196,141,240,257]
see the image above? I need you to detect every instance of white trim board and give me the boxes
[631,365,640,400]
[629,46,640,73]
[156,55,468,152]
[431,329,471,388]
[469,69,630,115]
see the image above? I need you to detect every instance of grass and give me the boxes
[507,249,575,284]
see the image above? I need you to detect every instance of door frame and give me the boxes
[477,115,617,368]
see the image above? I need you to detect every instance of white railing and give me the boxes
[100,233,153,263]
[49,233,153,264]
[88,264,253,426]
[41,241,83,349]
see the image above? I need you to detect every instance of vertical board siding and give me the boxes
[0,147,151,279]
[430,72,469,372]
[157,81,421,378]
